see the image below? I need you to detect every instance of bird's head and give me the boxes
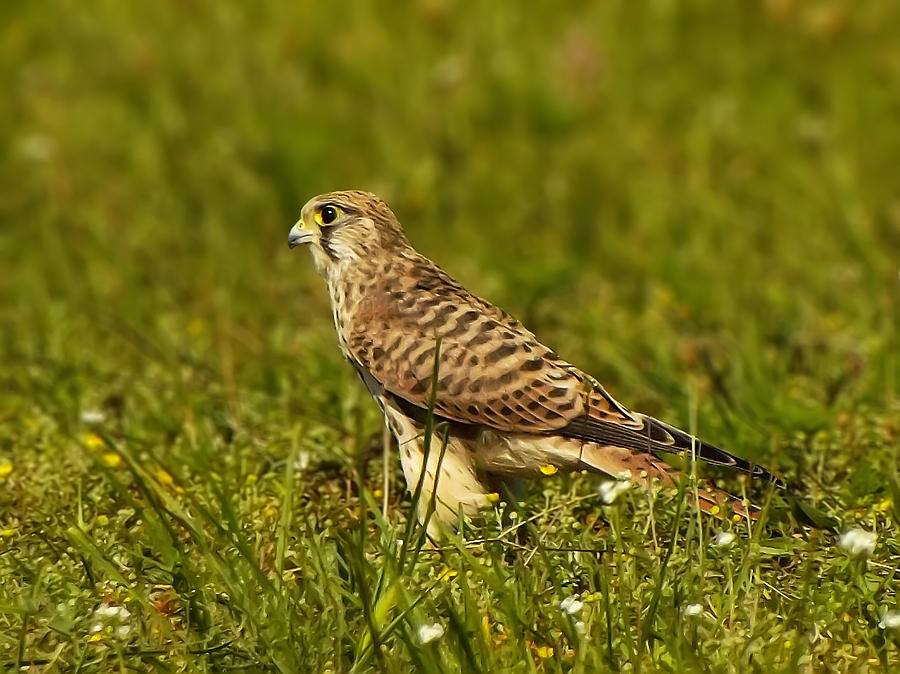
[289,190,407,279]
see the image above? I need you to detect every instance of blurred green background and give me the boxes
[2,0,896,457]
[1,0,899,670]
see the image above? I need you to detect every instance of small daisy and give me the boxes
[712,531,736,548]
[80,410,106,425]
[416,621,445,645]
[90,602,133,640]
[559,596,584,615]
[879,611,900,631]
[683,603,704,618]
[597,479,630,504]
[94,603,130,621]
[838,528,876,558]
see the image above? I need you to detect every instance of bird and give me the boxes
[288,190,780,535]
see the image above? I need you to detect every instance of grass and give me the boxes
[1,0,899,671]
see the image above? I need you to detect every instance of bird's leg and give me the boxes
[383,406,490,536]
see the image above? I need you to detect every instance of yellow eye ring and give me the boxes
[316,204,340,226]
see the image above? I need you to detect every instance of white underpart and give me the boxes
[307,241,333,278]
[473,431,636,482]
[382,404,490,537]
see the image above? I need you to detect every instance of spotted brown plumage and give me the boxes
[289,190,781,532]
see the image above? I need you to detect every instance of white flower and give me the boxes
[116,624,132,638]
[574,620,586,635]
[597,479,631,504]
[416,622,445,645]
[683,603,704,617]
[559,596,584,615]
[712,531,736,548]
[80,409,106,425]
[94,603,119,619]
[879,611,900,631]
[838,528,876,557]
[93,603,131,622]
[293,451,311,472]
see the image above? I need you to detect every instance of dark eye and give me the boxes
[320,205,338,225]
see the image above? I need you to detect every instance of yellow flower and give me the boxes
[486,492,500,503]
[373,489,383,499]
[154,468,184,493]
[263,505,278,519]
[101,452,121,468]
[0,462,12,478]
[96,515,109,526]
[535,645,554,658]
[0,528,16,538]
[436,565,458,582]
[539,464,558,476]
[876,498,892,513]
[83,432,105,450]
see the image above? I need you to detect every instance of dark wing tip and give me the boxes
[561,413,785,488]
[648,417,786,488]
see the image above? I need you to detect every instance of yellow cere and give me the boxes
[539,464,558,476]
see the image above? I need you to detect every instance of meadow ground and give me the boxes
[1,1,899,671]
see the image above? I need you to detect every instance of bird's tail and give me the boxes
[544,440,760,520]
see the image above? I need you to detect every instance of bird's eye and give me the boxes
[319,205,338,225]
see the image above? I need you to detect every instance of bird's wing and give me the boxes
[343,258,631,433]
[344,256,775,482]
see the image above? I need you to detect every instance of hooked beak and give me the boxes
[288,221,313,248]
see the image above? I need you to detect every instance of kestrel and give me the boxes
[289,190,779,533]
